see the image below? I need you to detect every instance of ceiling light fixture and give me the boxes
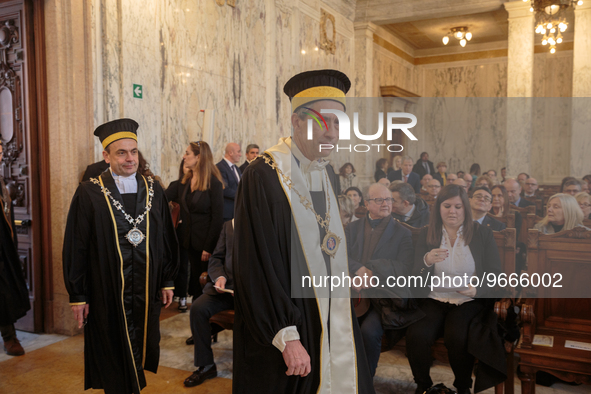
[529,0,581,53]
[442,26,472,47]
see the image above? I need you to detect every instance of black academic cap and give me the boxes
[94,118,139,149]
[283,69,350,111]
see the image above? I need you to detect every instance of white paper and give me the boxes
[532,335,554,347]
[214,286,234,294]
[565,340,591,352]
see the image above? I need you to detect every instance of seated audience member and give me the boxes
[475,175,494,190]
[346,186,366,221]
[562,179,582,196]
[393,155,403,172]
[378,177,391,188]
[388,156,421,193]
[446,173,458,184]
[517,173,529,183]
[453,178,470,195]
[534,193,590,234]
[469,186,506,231]
[434,162,448,186]
[490,185,523,238]
[456,171,465,179]
[183,220,235,387]
[469,163,481,186]
[575,192,591,219]
[504,178,535,208]
[583,175,591,192]
[413,152,435,179]
[559,176,576,193]
[486,170,498,184]
[420,174,433,196]
[338,195,356,228]
[239,143,259,173]
[523,177,539,197]
[426,178,441,200]
[339,162,359,193]
[346,183,421,377]
[389,182,430,228]
[500,167,507,183]
[582,180,589,194]
[464,173,474,190]
[407,184,504,394]
[375,158,388,182]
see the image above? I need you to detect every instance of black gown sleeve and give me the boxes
[158,182,179,289]
[208,223,227,281]
[165,180,179,204]
[62,185,94,304]
[233,167,302,347]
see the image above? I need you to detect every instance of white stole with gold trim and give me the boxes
[266,137,358,394]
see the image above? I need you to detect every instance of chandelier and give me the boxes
[442,27,472,47]
[527,0,583,53]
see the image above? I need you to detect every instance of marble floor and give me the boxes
[1,303,589,394]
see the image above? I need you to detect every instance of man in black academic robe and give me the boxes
[233,70,374,394]
[63,119,178,394]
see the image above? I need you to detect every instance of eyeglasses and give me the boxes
[367,197,394,204]
[525,182,538,186]
[472,195,492,202]
[580,203,591,208]
[427,185,441,188]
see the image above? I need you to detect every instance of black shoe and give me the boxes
[186,336,194,345]
[184,365,217,387]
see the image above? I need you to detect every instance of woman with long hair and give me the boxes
[166,141,224,300]
[339,162,359,193]
[535,193,589,234]
[407,184,503,394]
[393,155,403,172]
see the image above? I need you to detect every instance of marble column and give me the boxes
[571,1,591,177]
[354,22,376,98]
[504,1,534,177]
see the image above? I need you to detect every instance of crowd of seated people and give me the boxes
[80,144,590,392]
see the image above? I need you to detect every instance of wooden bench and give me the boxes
[523,196,543,217]
[388,222,518,394]
[516,228,591,394]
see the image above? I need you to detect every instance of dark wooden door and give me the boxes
[0,0,47,332]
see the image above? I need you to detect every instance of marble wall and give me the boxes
[91,0,356,186]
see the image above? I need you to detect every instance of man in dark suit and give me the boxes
[523,177,539,197]
[216,143,242,221]
[389,182,430,228]
[412,152,435,179]
[346,183,421,378]
[81,159,109,182]
[239,143,259,173]
[184,220,235,387]
[387,156,421,193]
[504,178,535,208]
[470,186,506,232]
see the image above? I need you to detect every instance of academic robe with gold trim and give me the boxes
[63,171,178,394]
[232,153,375,394]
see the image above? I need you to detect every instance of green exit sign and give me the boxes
[133,84,143,99]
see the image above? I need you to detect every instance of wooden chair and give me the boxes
[511,206,535,244]
[199,272,235,338]
[584,218,591,228]
[489,212,516,230]
[387,221,517,394]
[516,228,591,394]
[525,214,544,232]
[523,197,543,217]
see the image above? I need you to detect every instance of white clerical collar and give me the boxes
[110,168,137,194]
[287,137,327,191]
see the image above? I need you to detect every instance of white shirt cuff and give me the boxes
[424,253,433,267]
[272,326,300,352]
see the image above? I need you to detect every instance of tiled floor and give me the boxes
[1,302,589,394]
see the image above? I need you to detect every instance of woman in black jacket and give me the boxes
[166,141,224,300]
[406,185,504,394]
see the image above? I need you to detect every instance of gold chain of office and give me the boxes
[261,154,341,257]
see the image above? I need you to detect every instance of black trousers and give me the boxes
[190,292,234,367]
[0,323,16,341]
[187,249,207,298]
[174,246,189,298]
[406,298,486,391]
